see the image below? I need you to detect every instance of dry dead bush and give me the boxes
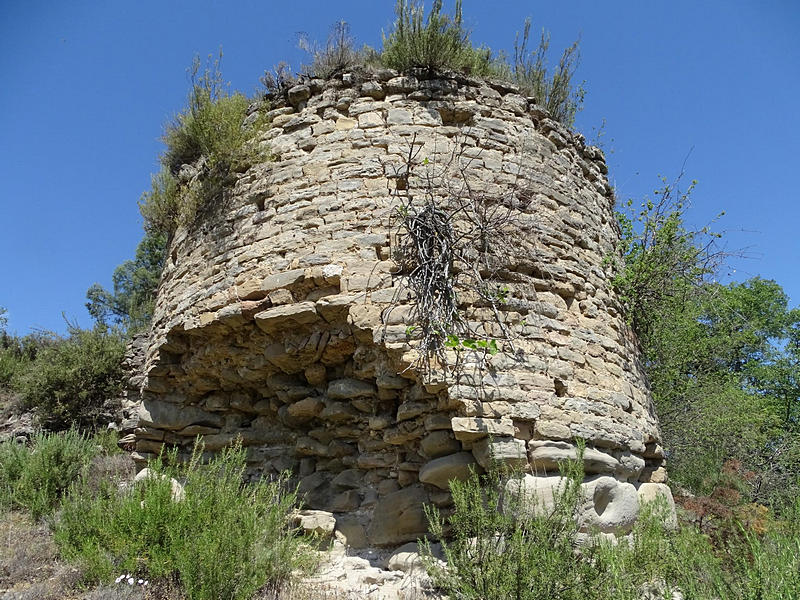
[83,452,136,494]
[0,511,80,599]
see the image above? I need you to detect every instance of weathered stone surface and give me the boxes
[137,400,222,431]
[579,476,640,534]
[419,452,478,490]
[287,397,324,419]
[293,509,336,536]
[473,437,527,469]
[529,440,619,475]
[637,482,677,529]
[133,467,185,502]
[451,417,515,441]
[327,378,375,399]
[420,430,461,458]
[254,302,319,331]
[367,485,429,546]
[504,474,569,517]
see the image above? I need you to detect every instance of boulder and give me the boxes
[637,482,678,529]
[367,485,429,546]
[579,476,639,534]
[133,468,185,502]
[472,437,527,469]
[292,509,336,536]
[419,452,479,490]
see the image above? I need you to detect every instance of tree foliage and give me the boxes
[612,177,800,508]
[12,324,126,431]
[86,231,167,332]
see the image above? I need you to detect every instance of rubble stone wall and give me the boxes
[134,71,671,547]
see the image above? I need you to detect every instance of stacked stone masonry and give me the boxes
[134,70,672,547]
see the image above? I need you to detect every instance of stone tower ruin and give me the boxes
[133,70,672,547]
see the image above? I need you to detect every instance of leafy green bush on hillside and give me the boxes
[86,230,167,332]
[162,52,251,175]
[12,325,126,430]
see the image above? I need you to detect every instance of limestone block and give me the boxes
[367,485,429,546]
[327,378,376,399]
[137,399,222,431]
[287,84,311,105]
[292,509,336,536]
[473,437,527,469]
[133,468,185,502]
[529,440,620,475]
[451,416,515,441]
[358,112,383,128]
[420,430,461,459]
[579,476,639,535]
[533,420,572,440]
[296,436,328,456]
[387,108,412,125]
[637,483,677,529]
[254,302,319,332]
[418,452,479,490]
[287,397,324,419]
[361,81,385,99]
[331,489,361,512]
[335,116,357,130]
[641,465,668,483]
[616,450,646,481]
[396,401,427,422]
[503,474,569,517]
[331,469,361,489]
[335,515,369,548]
[262,269,305,291]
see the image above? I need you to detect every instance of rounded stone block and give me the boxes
[579,475,639,535]
[419,452,479,490]
[367,485,430,546]
[637,482,677,529]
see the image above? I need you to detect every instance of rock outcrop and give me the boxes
[131,69,672,545]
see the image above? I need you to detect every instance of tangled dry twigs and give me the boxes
[388,134,533,374]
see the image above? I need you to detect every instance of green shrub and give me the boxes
[511,18,584,126]
[141,52,269,238]
[422,450,597,599]
[0,429,98,519]
[86,230,167,333]
[162,52,251,175]
[381,0,495,76]
[54,444,315,600]
[421,449,732,599]
[12,324,126,430]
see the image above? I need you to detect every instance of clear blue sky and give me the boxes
[1,1,798,335]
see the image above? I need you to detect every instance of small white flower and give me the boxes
[143,580,149,586]
[127,577,135,585]
[115,575,124,583]
[138,579,144,584]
